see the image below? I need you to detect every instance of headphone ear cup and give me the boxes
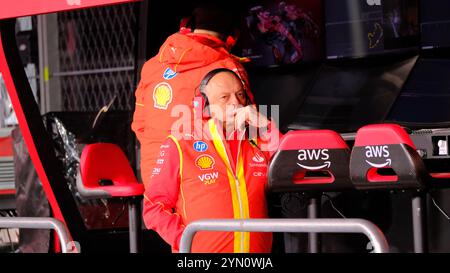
[201,92,211,119]
[193,93,211,120]
[193,95,204,120]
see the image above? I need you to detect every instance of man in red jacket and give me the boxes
[143,68,280,253]
[132,2,254,188]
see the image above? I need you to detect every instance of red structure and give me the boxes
[0,0,140,252]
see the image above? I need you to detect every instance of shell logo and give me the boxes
[153,82,173,110]
[195,155,215,170]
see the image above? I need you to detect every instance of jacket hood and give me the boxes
[157,33,235,73]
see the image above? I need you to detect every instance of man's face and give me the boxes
[203,72,247,127]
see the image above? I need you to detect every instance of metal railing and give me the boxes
[179,218,389,253]
[0,217,74,253]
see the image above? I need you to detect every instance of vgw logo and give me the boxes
[365,145,392,168]
[297,149,331,170]
[367,0,381,6]
[198,172,219,185]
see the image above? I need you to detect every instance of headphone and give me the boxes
[193,68,250,120]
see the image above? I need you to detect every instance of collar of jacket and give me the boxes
[186,32,228,50]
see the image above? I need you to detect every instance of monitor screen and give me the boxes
[325,0,419,59]
[249,65,321,131]
[421,0,450,49]
[234,0,325,67]
[288,55,417,132]
[387,58,450,127]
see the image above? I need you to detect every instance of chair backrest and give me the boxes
[268,130,353,193]
[350,124,427,190]
[80,143,138,188]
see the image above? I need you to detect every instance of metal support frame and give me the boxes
[0,217,73,253]
[179,218,389,253]
[307,197,321,253]
[1,19,86,244]
[128,197,142,253]
[412,193,427,253]
[37,14,49,114]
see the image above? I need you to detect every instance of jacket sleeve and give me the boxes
[131,79,146,142]
[259,119,284,158]
[142,137,185,251]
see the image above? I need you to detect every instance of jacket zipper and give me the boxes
[235,129,246,252]
[216,127,246,252]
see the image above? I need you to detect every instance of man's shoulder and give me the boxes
[140,57,164,80]
[165,134,198,145]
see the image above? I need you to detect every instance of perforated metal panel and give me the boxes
[55,3,138,111]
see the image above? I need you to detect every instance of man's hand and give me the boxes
[233,104,270,131]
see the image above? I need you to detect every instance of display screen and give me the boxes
[234,0,325,67]
[421,0,450,49]
[288,55,417,132]
[387,58,450,126]
[325,0,419,59]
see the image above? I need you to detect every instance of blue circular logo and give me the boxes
[193,141,208,152]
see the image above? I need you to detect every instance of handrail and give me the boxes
[179,218,389,253]
[0,217,75,253]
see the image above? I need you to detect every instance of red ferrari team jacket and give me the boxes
[131,31,254,188]
[143,119,280,253]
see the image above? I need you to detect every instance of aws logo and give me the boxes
[364,145,392,168]
[198,172,219,185]
[366,0,381,6]
[297,149,331,170]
